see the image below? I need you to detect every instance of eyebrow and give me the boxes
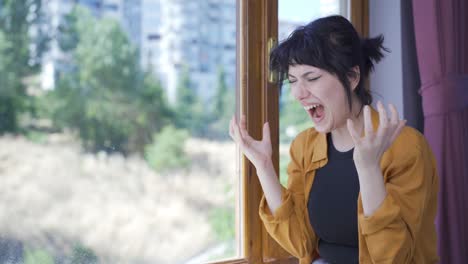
[288,71,317,79]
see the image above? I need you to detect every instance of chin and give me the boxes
[313,123,332,134]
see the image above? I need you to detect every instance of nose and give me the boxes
[291,81,310,101]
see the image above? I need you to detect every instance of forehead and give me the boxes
[288,64,322,76]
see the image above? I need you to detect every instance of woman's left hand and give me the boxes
[347,101,406,170]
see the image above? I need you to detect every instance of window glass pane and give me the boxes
[0,0,239,263]
[278,0,347,186]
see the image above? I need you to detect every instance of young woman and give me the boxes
[229,15,438,264]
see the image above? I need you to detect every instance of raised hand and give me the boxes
[229,115,272,170]
[347,101,407,170]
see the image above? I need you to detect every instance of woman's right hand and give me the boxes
[229,115,272,170]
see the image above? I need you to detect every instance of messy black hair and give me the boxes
[270,15,389,112]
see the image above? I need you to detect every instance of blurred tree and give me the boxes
[0,0,50,133]
[213,66,228,121]
[51,7,171,153]
[208,66,235,139]
[144,125,190,172]
[57,9,79,52]
[70,244,98,264]
[24,248,53,264]
[130,72,174,152]
[174,66,206,136]
[0,30,17,132]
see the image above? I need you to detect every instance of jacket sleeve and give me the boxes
[258,135,317,261]
[358,130,438,263]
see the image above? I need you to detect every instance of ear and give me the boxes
[349,66,360,91]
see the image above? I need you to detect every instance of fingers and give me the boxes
[233,117,247,148]
[347,103,407,155]
[364,105,374,137]
[376,101,389,139]
[239,115,247,135]
[263,122,271,144]
[377,101,388,129]
[229,115,255,148]
[229,116,243,144]
[240,115,249,138]
[229,116,236,141]
[389,119,407,143]
[239,115,253,142]
[377,102,406,147]
[389,103,399,125]
[385,103,404,143]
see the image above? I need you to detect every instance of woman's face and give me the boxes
[288,64,351,133]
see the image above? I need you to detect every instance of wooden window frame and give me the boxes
[208,0,368,263]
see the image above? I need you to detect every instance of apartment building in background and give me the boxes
[141,0,236,104]
[40,0,141,90]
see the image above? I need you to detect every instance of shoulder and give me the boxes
[289,127,321,156]
[389,126,430,157]
[288,127,325,170]
[291,127,320,149]
[382,126,436,177]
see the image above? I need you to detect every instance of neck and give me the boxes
[331,98,365,152]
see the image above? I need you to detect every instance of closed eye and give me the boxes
[307,77,320,82]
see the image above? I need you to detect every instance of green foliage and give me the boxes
[209,206,235,241]
[24,248,54,264]
[208,92,235,139]
[50,7,171,153]
[0,0,48,133]
[0,11,24,132]
[70,244,98,264]
[144,125,191,172]
[173,65,235,139]
[208,67,235,139]
[213,67,228,121]
[25,130,48,144]
[24,243,98,264]
[0,30,14,91]
[0,29,21,132]
[129,73,174,152]
[174,66,207,136]
[58,9,80,52]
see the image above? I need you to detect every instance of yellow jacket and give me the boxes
[259,108,439,263]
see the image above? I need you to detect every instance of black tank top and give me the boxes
[308,133,360,264]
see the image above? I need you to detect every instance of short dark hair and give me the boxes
[270,15,389,111]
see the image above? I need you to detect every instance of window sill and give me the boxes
[207,257,298,264]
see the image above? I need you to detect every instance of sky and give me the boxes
[279,0,321,23]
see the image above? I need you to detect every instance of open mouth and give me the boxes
[304,104,325,123]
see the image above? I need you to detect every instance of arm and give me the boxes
[258,135,317,261]
[348,103,437,263]
[357,141,436,263]
[357,164,387,217]
[229,115,317,261]
[229,115,283,213]
[256,160,283,214]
